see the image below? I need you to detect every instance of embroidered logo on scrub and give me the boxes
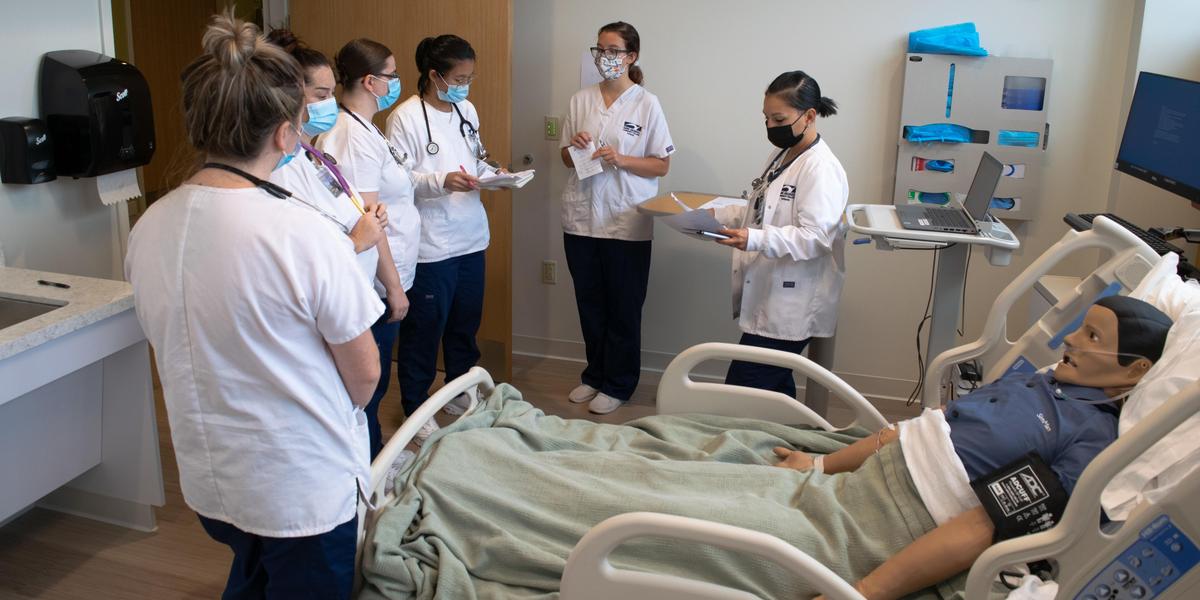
[665,144,675,154]
[782,281,796,288]
[1036,412,1052,432]
[622,122,643,136]
[780,185,796,202]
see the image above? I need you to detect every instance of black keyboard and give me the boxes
[926,207,974,230]
[1063,213,1184,256]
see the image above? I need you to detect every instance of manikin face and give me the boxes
[1055,304,1152,393]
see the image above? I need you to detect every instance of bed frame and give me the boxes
[358,218,1199,599]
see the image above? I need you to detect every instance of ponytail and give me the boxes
[628,64,644,85]
[414,34,476,95]
[815,96,838,117]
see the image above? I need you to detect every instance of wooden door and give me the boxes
[291,1,514,380]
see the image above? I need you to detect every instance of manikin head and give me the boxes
[1055,296,1173,397]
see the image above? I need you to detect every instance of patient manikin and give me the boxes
[773,296,1173,600]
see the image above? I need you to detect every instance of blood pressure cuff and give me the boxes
[970,452,1069,541]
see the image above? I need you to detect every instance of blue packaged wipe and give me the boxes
[990,198,1016,210]
[908,22,988,57]
[926,160,955,172]
[904,123,973,143]
[998,130,1039,147]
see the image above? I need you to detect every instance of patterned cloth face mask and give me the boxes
[596,55,627,81]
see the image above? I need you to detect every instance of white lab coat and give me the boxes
[126,184,383,537]
[714,139,849,341]
[560,84,675,241]
[317,109,445,292]
[386,95,491,262]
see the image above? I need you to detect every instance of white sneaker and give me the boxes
[413,418,440,447]
[442,391,473,416]
[588,392,623,415]
[568,383,600,404]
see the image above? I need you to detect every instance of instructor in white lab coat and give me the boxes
[711,70,848,398]
[560,21,675,415]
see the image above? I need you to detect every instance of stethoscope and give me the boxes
[338,104,408,167]
[202,162,351,235]
[419,99,489,161]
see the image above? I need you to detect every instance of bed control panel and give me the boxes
[1073,516,1199,599]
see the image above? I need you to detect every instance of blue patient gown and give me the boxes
[947,371,1118,494]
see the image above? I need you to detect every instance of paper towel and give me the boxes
[96,168,143,206]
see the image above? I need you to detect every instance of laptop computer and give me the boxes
[897,152,1004,235]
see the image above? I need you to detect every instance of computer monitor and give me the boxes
[963,151,1003,221]
[1115,72,1200,203]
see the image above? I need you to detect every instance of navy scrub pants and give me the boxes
[364,297,400,459]
[198,514,356,600]
[724,332,811,398]
[396,250,485,416]
[563,233,652,402]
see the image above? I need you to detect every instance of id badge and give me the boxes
[386,143,408,167]
[314,163,345,198]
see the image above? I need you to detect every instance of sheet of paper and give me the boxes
[568,142,604,180]
[698,196,748,211]
[661,208,727,241]
[478,169,535,189]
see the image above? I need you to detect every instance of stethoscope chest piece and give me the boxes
[426,141,440,155]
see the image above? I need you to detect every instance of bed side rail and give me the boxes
[658,342,888,432]
[561,512,866,600]
[354,367,496,589]
[966,380,1200,598]
[923,217,1159,407]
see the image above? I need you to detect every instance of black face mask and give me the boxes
[766,114,810,149]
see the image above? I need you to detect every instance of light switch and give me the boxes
[544,116,561,141]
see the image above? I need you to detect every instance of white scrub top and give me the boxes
[387,95,491,262]
[270,150,379,283]
[125,184,384,537]
[714,138,849,341]
[560,84,675,241]
[317,109,445,292]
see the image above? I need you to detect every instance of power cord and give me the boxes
[907,248,940,406]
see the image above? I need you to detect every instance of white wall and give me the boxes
[511,0,1140,401]
[1108,0,1200,232]
[0,0,123,279]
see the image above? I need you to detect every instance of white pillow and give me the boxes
[1101,253,1200,520]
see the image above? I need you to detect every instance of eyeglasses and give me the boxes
[589,47,629,59]
[371,72,400,80]
[440,72,477,86]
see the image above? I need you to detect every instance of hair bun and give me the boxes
[265,28,301,53]
[202,10,262,69]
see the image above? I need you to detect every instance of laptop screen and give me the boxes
[962,152,1004,220]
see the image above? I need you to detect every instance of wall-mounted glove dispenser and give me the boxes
[0,117,56,184]
[39,50,155,178]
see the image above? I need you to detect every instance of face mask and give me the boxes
[436,73,470,103]
[372,76,401,111]
[273,128,303,171]
[302,97,338,136]
[596,55,627,81]
[766,114,809,149]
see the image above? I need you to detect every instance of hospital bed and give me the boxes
[356,216,1200,599]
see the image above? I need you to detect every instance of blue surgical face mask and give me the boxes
[436,73,470,103]
[273,128,302,171]
[302,97,338,136]
[373,76,401,111]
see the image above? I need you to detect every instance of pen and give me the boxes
[459,164,468,174]
[37,279,71,289]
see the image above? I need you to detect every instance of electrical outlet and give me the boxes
[544,116,561,141]
[541,260,557,284]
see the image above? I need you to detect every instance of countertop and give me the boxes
[0,267,134,361]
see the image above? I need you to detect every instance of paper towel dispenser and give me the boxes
[39,50,155,178]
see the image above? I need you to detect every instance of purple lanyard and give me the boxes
[300,140,362,213]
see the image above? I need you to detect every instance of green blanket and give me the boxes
[359,384,967,600]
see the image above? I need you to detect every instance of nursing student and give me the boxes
[126,12,381,598]
[318,38,478,448]
[710,71,849,398]
[386,35,492,422]
[560,21,675,415]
